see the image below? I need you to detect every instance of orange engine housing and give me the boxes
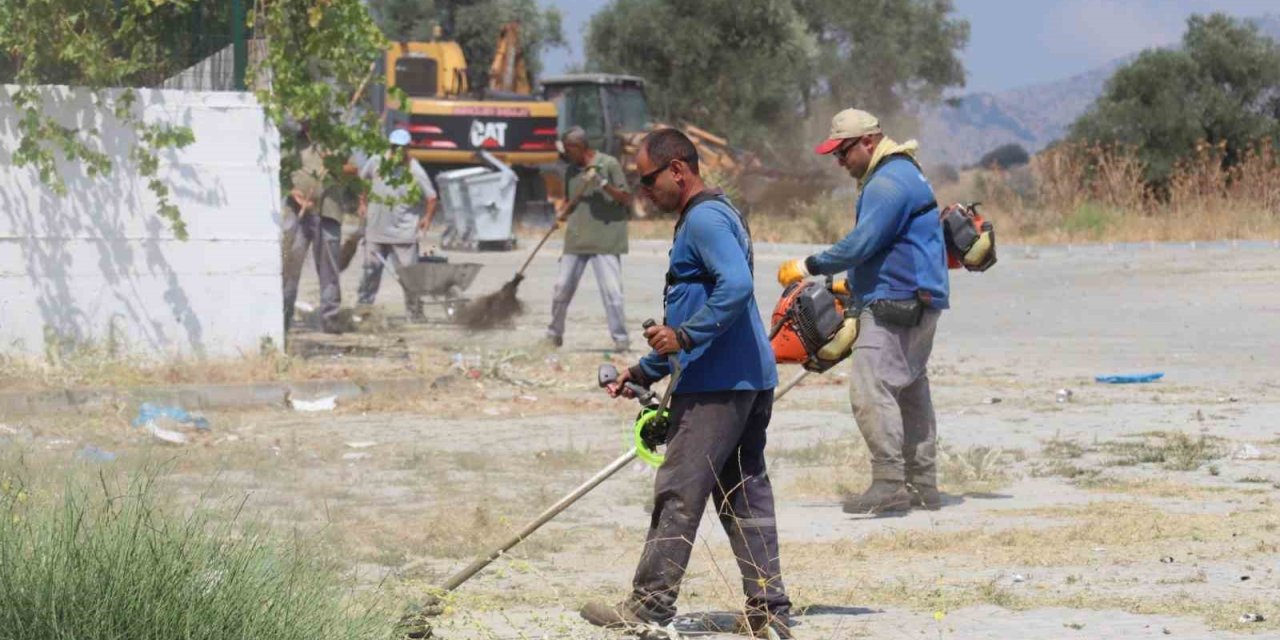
[769,281,845,365]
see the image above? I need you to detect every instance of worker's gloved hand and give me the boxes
[777,258,810,287]
[582,166,606,194]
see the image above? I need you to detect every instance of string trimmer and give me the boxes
[396,321,817,638]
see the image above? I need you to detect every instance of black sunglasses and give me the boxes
[640,156,693,187]
[833,137,861,157]
[639,160,673,188]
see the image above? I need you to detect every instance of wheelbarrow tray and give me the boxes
[397,262,483,298]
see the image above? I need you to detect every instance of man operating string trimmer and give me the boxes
[582,128,793,639]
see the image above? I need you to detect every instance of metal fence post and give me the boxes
[232,0,248,90]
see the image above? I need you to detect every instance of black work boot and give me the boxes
[736,610,794,639]
[580,600,663,632]
[907,482,942,511]
[842,479,912,514]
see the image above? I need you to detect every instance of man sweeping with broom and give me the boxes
[457,127,631,333]
[546,126,634,351]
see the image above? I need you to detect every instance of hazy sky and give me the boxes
[539,0,1279,94]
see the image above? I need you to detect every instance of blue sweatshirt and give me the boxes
[635,193,777,394]
[806,156,950,309]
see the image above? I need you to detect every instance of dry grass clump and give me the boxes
[684,137,1280,246]
[944,139,1280,243]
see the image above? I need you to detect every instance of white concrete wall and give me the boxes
[0,86,283,360]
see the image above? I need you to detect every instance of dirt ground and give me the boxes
[4,235,1279,639]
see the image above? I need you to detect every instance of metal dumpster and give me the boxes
[437,150,518,251]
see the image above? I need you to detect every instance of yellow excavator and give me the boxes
[374,23,558,218]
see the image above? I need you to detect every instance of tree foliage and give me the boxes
[978,143,1030,170]
[1070,13,1280,185]
[368,0,564,92]
[251,0,390,189]
[586,0,816,149]
[584,0,968,152]
[792,0,969,116]
[369,0,439,42]
[1,0,401,236]
[0,0,227,238]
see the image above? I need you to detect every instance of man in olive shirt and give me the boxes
[547,127,634,351]
[282,134,347,334]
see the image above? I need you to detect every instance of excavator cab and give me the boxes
[384,40,469,101]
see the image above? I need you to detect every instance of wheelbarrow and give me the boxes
[379,254,484,322]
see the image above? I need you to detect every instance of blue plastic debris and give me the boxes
[132,403,210,444]
[132,403,210,430]
[1095,372,1164,384]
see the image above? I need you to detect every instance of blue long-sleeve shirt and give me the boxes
[805,156,950,309]
[635,194,777,394]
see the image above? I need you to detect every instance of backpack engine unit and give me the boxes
[769,280,850,373]
[941,202,996,272]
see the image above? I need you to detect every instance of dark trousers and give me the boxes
[630,389,791,623]
[281,204,341,331]
[356,241,424,318]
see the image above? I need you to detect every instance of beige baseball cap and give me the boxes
[814,108,881,154]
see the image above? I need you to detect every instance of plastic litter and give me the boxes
[982,397,1002,404]
[147,425,188,445]
[290,395,337,412]
[133,403,210,430]
[132,403,209,445]
[1095,372,1164,384]
[345,441,378,449]
[1238,613,1265,623]
[544,354,563,372]
[1056,388,1073,403]
[77,446,117,463]
[1160,556,1175,564]
[1231,444,1264,461]
[1011,573,1026,583]
[0,424,33,443]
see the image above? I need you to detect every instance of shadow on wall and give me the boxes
[0,87,230,359]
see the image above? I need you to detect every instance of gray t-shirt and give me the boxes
[361,156,436,244]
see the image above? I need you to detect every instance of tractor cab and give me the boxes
[540,74,649,157]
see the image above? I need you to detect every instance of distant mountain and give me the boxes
[914,15,1280,168]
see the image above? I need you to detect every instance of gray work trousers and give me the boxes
[848,308,941,484]
[282,204,342,332]
[357,241,423,318]
[547,254,628,347]
[630,389,791,624]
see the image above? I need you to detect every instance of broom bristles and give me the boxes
[457,277,525,330]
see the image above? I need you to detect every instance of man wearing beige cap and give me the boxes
[777,108,950,514]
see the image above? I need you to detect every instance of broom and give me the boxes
[456,167,600,330]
